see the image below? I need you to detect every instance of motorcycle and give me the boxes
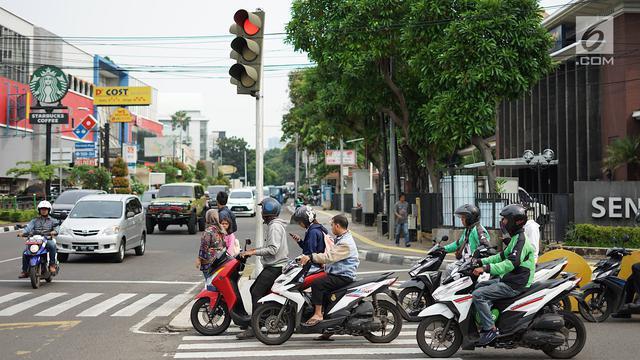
[415,255,587,359]
[578,235,638,322]
[22,235,58,289]
[251,259,403,345]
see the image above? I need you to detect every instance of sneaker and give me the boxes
[18,272,28,278]
[236,328,255,340]
[478,328,499,346]
[405,244,411,247]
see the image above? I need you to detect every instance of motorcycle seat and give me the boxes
[331,273,395,294]
[493,278,567,311]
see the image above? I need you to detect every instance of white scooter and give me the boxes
[251,259,403,345]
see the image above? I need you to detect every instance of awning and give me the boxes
[463,158,559,169]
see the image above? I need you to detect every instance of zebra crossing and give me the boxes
[0,291,191,320]
[172,323,458,359]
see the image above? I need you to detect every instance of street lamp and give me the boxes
[523,148,555,194]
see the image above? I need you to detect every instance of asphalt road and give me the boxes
[0,215,638,360]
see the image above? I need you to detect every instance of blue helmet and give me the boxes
[259,197,281,218]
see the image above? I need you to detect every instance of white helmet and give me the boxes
[37,200,52,211]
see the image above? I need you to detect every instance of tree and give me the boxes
[171,110,191,132]
[217,136,254,180]
[111,157,130,194]
[68,165,112,191]
[195,160,207,184]
[6,161,67,183]
[408,0,554,192]
[151,161,179,183]
[603,136,640,178]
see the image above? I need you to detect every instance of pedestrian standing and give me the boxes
[394,193,411,247]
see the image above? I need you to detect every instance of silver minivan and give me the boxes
[57,194,146,263]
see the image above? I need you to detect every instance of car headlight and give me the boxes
[58,226,71,236]
[101,226,120,236]
[29,244,40,253]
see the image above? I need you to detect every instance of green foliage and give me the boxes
[210,173,230,186]
[495,178,508,194]
[151,162,179,184]
[130,177,147,195]
[171,110,191,132]
[111,157,130,194]
[564,224,640,248]
[0,209,37,222]
[195,160,207,183]
[264,146,296,185]
[217,136,254,182]
[6,161,67,182]
[603,136,640,174]
[68,165,112,192]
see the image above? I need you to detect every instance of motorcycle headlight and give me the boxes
[29,244,40,253]
[101,226,120,236]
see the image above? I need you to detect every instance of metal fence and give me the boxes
[0,195,47,210]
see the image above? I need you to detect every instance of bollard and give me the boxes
[13,196,17,210]
[33,193,37,210]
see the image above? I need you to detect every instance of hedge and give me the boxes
[0,209,38,223]
[565,224,640,248]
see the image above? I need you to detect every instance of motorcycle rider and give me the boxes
[442,204,490,280]
[298,214,359,329]
[472,204,535,346]
[290,205,327,255]
[236,197,289,340]
[18,201,60,278]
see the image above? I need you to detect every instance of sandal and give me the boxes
[304,318,322,326]
[314,333,334,341]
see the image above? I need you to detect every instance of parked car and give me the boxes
[146,183,207,234]
[140,189,159,211]
[228,188,256,217]
[56,194,146,263]
[206,185,229,207]
[51,189,107,220]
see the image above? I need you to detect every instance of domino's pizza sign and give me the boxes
[73,115,97,140]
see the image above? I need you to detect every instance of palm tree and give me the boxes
[603,135,640,176]
[171,110,191,132]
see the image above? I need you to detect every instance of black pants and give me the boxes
[250,265,282,311]
[625,263,640,303]
[311,273,353,305]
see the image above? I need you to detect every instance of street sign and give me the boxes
[74,142,96,150]
[94,86,152,106]
[29,111,69,125]
[73,124,90,139]
[324,149,356,166]
[75,150,97,158]
[143,137,174,157]
[29,65,69,104]
[74,158,98,166]
[109,107,133,123]
[80,115,97,130]
[52,147,73,163]
[123,144,137,163]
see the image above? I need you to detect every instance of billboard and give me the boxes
[94,86,152,106]
[324,149,356,166]
[123,144,138,163]
[144,137,174,157]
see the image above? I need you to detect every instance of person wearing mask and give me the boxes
[442,204,490,279]
[18,201,60,277]
[298,214,359,330]
[236,197,289,340]
[216,191,237,235]
[290,205,327,255]
[471,204,535,346]
[394,193,411,247]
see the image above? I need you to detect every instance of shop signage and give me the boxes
[109,108,133,123]
[324,149,356,166]
[94,86,152,106]
[29,111,68,125]
[29,65,69,104]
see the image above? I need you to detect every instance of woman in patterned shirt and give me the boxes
[195,209,227,278]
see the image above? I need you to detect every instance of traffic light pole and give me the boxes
[45,124,52,200]
[254,90,264,276]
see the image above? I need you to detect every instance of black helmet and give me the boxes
[500,204,528,236]
[293,205,316,227]
[454,204,480,225]
[259,197,281,218]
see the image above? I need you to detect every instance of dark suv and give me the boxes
[146,183,207,234]
[51,189,107,220]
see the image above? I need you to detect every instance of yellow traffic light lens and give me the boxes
[241,74,256,87]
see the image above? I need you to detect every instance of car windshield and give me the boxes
[230,191,252,199]
[55,191,95,204]
[69,201,123,219]
[158,186,193,198]
[269,188,280,196]
[141,191,156,202]
[207,186,226,195]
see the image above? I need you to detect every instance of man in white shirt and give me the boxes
[524,219,540,262]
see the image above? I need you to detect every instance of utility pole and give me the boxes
[388,115,398,242]
[340,137,344,213]
[294,134,300,200]
[254,89,264,275]
[58,125,63,191]
[45,124,52,200]
[244,149,248,187]
[103,123,110,169]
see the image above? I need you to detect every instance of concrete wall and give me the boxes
[574,181,640,226]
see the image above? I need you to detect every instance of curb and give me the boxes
[0,225,17,234]
[358,249,422,266]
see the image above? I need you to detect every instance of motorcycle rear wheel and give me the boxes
[364,300,403,343]
[398,287,432,322]
[252,302,295,345]
[579,287,611,322]
[416,315,462,358]
[542,310,587,359]
[29,266,40,289]
[190,297,231,336]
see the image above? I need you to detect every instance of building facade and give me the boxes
[158,110,210,166]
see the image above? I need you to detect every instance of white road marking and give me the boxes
[0,292,30,305]
[130,284,199,335]
[77,293,136,317]
[147,293,193,318]
[174,347,426,359]
[112,293,166,317]
[0,292,67,316]
[181,328,418,341]
[35,293,102,316]
[0,280,199,285]
[0,256,21,264]
[178,339,418,350]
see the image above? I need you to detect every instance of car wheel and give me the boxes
[58,253,69,263]
[135,233,146,256]
[113,239,125,263]
[198,212,206,232]
[188,212,197,234]
[146,218,155,234]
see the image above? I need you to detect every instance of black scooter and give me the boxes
[579,235,639,322]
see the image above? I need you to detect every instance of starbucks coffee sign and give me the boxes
[29,65,69,104]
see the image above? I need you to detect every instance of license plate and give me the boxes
[162,214,172,218]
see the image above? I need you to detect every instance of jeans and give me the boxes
[472,278,520,331]
[395,222,409,245]
[22,240,57,272]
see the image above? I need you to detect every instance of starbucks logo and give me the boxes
[29,65,69,104]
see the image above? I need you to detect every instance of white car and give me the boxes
[228,189,256,217]
[56,194,146,263]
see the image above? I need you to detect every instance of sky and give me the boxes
[0,0,568,147]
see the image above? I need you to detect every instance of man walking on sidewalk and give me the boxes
[394,193,410,247]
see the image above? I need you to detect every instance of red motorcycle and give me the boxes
[190,239,327,335]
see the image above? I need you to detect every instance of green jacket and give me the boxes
[482,231,535,290]
[444,223,490,257]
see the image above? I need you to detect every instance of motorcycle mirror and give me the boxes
[245,238,252,246]
[440,235,449,243]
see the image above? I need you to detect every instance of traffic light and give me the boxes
[229,9,265,96]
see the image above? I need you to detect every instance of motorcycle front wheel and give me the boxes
[416,315,462,358]
[190,297,231,336]
[252,302,295,345]
[29,266,40,289]
[364,300,403,343]
[579,287,611,322]
[542,310,587,359]
[398,287,432,322]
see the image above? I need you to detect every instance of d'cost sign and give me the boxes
[574,181,640,226]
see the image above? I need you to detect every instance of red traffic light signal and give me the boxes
[229,9,265,96]
[233,9,262,36]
